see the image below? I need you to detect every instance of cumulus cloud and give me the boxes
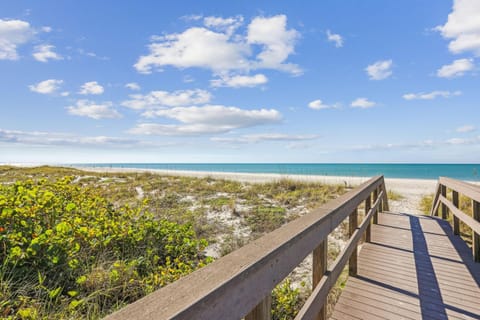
[402,90,462,100]
[435,0,480,55]
[125,82,141,90]
[122,89,212,110]
[211,133,318,144]
[247,15,301,74]
[79,81,104,95]
[308,99,339,110]
[0,18,34,60]
[436,58,475,78]
[0,128,152,148]
[326,30,343,47]
[129,105,282,135]
[365,59,393,80]
[29,79,63,94]
[351,98,376,109]
[134,14,301,75]
[210,74,268,88]
[67,100,121,119]
[32,44,62,62]
[456,124,476,133]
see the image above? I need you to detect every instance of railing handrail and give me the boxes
[440,176,480,198]
[431,176,480,262]
[105,175,388,320]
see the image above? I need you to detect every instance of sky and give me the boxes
[1,0,479,163]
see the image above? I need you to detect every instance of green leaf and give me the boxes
[66,202,76,212]
[49,287,62,299]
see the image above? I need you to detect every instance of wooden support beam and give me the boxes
[441,185,447,219]
[373,189,378,224]
[473,200,480,263]
[349,208,358,276]
[452,191,460,235]
[245,295,271,320]
[312,240,328,320]
[365,195,372,242]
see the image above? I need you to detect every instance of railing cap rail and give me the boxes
[438,176,480,202]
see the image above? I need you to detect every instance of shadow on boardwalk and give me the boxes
[330,212,480,320]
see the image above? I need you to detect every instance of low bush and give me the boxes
[0,177,210,319]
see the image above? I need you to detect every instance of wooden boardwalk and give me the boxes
[331,211,480,320]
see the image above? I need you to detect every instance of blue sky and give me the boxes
[1,1,479,163]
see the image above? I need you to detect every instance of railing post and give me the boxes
[441,185,447,219]
[473,200,480,262]
[313,240,328,320]
[373,188,378,224]
[452,191,460,235]
[365,195,372,242]
[245,295,271,320]
[349,208,358,276]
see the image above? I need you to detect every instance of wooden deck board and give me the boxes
[331,212,480,320]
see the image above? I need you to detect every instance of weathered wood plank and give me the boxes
[439,195,480,235]
[331,211,480,320]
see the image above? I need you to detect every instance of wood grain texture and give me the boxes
[331,211,480,320]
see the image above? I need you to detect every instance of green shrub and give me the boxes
[245,206,286,234]
[272,279,306,320]
[0,177,210,319]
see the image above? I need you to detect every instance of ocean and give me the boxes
[73,163,480,181]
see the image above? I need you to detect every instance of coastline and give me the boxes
[75,166,443,214]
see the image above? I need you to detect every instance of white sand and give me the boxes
[73,166,446,215]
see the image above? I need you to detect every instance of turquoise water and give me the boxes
[73,163,480,181]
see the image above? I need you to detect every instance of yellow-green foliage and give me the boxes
[0,177,210,319]
[387,190,404,201]
[420,194,433,215]
[272,279,306,320]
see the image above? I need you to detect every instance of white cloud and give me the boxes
[365,59,393,80]
[308,99,339,110]
[29,79,63,94]
[32,44,62,62]
[125,82,141,90]
[436,58,474,78]
[247,15,301,74]
[41,26,52,33]
[0,128,151,148]
[456,124,476,133]
[122,89,212,110]
[211,74,268,88]
[211,133,318,144]
[135,27,249,74]
[79,81,104,95]
[134,14,301,75]
[0,18,34,60]
[129,105,281,135]
[436,0,480,55]
[402,90,462,100]
[351,98,376,109]
[326,30,343,48]
[67,100,121,119]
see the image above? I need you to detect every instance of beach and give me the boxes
[78,166,446,215]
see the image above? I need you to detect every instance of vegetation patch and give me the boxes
[0,166,348,319]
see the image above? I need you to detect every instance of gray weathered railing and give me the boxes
[431,176,480,262]
[105,176,389,320]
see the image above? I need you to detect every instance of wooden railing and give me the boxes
[431,176,480,262]
[105,176,389,320]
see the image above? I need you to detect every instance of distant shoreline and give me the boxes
[5,164,480,215]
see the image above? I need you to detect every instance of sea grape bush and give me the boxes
[0,177,210,319]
